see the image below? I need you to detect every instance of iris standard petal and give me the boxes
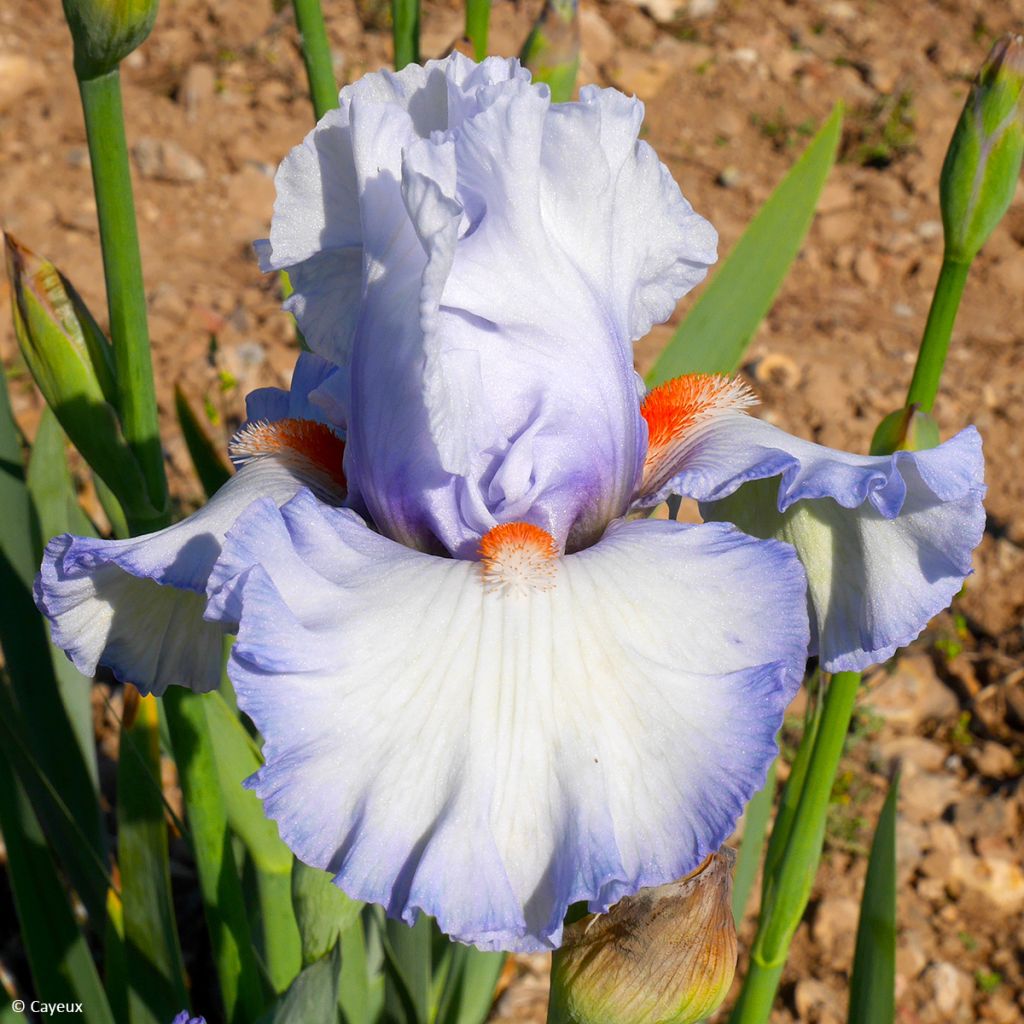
[34,421,346,696]
[646,401,986,672]
[261,55,716,558]
[210,489,809,952]
[244,351,342,426]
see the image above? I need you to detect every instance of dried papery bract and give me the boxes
[549,849,738,1024]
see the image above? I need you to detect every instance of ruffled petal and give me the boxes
[244,351,342,427]
[669,412,986,671]
[262,55,716,558]
[211,490,809,952]
[35,423,346,696]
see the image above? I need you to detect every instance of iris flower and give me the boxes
[36,55,985,952]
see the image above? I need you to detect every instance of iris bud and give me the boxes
[62,0,160,79]
[549,850,737,1024]
[520,0,580,103]
[5,233,154,520]
[869,405,940,456]
[940,34,1024,263]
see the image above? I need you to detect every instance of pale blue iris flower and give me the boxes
[36,55,984,952]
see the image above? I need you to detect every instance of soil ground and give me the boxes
[1,1,1023,1022]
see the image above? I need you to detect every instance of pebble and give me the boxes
[180,63,216,121]
[853,249,882,288]
[133,138,207,183]
[949,795,1019,843]
[901,771,960,825]
[924,962,973,1018]
[868,655,959,731]
[579,8,618,67]
[812,896,860,962]
[0,53,46,114]
[875,736,948,775]
[716,166,742,188]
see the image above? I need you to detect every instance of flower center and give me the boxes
[479,522,558,595]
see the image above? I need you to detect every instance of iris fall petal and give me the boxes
[209,489,809,951]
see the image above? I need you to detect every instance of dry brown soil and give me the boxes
[1,1,1023,1022]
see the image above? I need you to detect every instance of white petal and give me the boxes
[214,491,809,950]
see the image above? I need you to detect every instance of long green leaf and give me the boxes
[118,694,189,1023]
[174,383,231,499]
[847,775,899,1024]
[0,369,108,926]
[732,757,777,925]
[164,688,267,1024]
[337,915,374,1024]
[291,0,339,121]
[382,915,432,1024]
[206,691,303,993]
[648,104,844,385]
[437,946,504,1024]
[25,406,98,786]
[0,745,115,1024]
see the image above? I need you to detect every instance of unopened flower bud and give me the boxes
[549,850,737,1024]
[520,0,579,104]
[5,233,153,519]
[941,34,1024,263]
[869,405,940,456]
[62,0,160,79]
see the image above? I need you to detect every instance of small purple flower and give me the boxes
[35,54,984,953]
[170,1012,206,1024]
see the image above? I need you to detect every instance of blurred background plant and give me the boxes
[2,2,1023,1023]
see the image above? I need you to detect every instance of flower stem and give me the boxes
[78,69,167,529]
[904,257,970,413]
[728,672,860,1024]
[291,0,338,121]
[465,0,490,61]
[391,0,420,70]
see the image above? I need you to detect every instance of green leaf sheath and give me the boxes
[292,0,339,121]
[78,69,168,527]
[391,0,420,70]
[847,775,899,1024]
[118,695,189,1024]
[731,758,777,925]
[729,673,861,1024]
[465,0,490,61]
[648,104,843,384]
[905,258,970,412]
[164,688,267,1024]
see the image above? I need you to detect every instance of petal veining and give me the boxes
[211,490,809,951]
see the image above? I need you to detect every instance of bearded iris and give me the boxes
[36,54,984,952]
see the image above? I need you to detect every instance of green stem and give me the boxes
[904,257,970,412]
[78,69,167,528]
[292,0,339,121]
[729,672,860,1024]
[164,690,266,1024]
[391,0,420,70]
[465,0,490,61]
